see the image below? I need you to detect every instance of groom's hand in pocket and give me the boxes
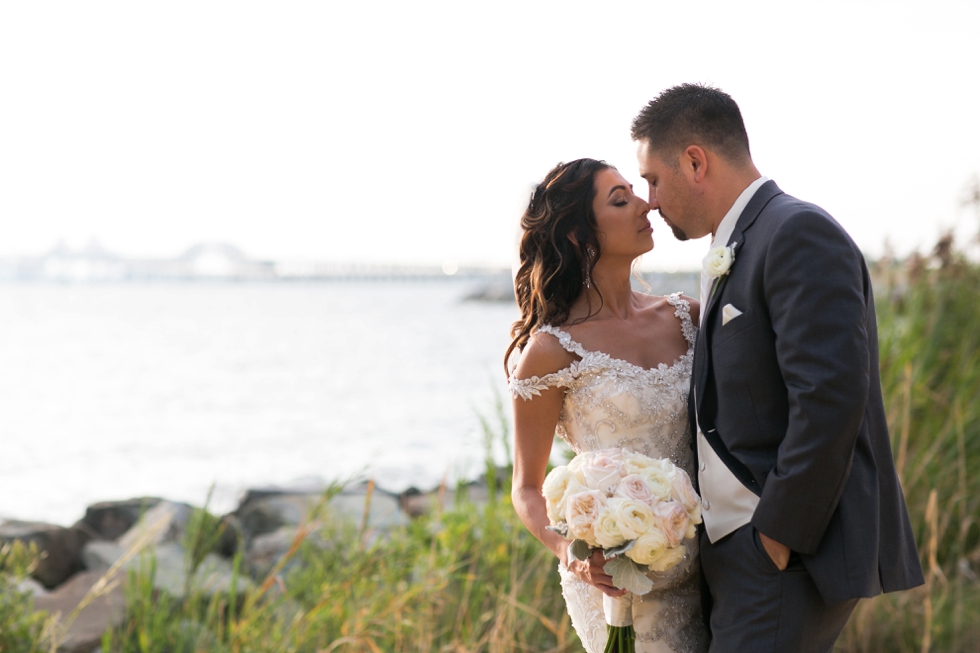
[758,531,791,570]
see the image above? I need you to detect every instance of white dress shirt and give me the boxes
[697,175,768,542]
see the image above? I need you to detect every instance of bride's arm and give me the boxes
[509,334,625,597]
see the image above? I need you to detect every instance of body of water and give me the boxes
[0,282,519,525]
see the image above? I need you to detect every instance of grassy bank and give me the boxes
[2,243,979,653]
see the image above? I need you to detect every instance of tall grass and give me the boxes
[89,400,579,653]
[837,244,980,652]
[2,246,977,652]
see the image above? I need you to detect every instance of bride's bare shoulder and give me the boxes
[511,328,577,380]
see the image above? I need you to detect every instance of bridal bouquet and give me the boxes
[544,448,702,653]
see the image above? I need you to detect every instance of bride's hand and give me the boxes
[565,546,627,597]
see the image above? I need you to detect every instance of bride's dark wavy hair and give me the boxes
[504,158,610,375]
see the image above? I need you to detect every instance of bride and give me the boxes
[507,158,708,653]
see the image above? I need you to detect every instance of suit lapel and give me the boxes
[694,180,783,420]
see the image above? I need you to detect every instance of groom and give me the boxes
[631,84,923,652]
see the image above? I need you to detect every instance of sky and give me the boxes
[1,1,978,271]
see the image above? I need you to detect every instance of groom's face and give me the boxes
[637,140,701,242]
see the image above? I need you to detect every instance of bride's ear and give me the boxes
[567,233,579,247]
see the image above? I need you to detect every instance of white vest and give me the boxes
[697,176,768,543]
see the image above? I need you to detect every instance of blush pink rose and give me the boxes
[565,489,606,544]
[655,500,690,548]
[668,468,702,523]
[582,454,625,495]
[616,474,658,510]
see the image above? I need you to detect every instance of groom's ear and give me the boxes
[683,145,708,183]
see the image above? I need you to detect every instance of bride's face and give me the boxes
[590,168,653,260]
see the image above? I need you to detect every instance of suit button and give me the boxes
[703,500,711,511]
[699,462,706,472]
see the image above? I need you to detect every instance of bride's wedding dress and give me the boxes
[509,293,708,653]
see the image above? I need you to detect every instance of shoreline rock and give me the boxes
[1,475,495,648]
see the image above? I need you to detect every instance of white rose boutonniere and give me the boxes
[702,243,736,279]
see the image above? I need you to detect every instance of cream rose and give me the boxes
[626,529,669,566]
[615,474,658,510]
[582,454,625,496]
[668,468,702,522]
[621,450,656,475]
[565,489,606,544]
[542,465,571,503]
[547,476,586,524]
[591,504,625,549]
[566,452,593,483]
[609,497,657,541]
[655,500,690,548]
[648,543,688,573]
[638,467,673,501]
[703,244,735,279]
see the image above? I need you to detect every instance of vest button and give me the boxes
[703,500,711,511]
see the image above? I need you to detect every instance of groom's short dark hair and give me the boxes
[631,84,751,165]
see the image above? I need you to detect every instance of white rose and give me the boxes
[615,474,658,510]
[547,476,585,524]
[668,468,702,523]
[582,454,625,496]
[621,451,656,475]
[638,467,673,501]
[566,452,593,483]
[542,465,571,503]
[565,489,606,544]
[626,529,669,566]
[609,497,657,541]
[654,501,690,548]
[702,244,735,279]
[648,544,688,573]
[592,504,625,549]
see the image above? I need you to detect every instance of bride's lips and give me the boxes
[639,221,653,233]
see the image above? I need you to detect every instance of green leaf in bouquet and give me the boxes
[546,523,569,538]
[602,539,635,560]
[604,556,654,595]
[568,539,592,562]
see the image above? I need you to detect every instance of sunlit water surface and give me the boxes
[0,282,518,525]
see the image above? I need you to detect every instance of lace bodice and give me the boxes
[508,293,707,653]
[509,292,698,475]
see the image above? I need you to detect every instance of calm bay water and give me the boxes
[0,282,519,525]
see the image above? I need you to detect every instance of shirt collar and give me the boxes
[711,176,769,249]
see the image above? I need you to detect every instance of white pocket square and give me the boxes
[722,304,743,326]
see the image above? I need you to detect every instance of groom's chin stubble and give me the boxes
[670,224,689,241]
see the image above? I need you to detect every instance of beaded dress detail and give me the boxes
[509,293,708,653]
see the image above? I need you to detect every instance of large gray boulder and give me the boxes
[76,498,162,541]
[233,483,408,547]
[33,570,126,653]
[116,500,193,550]
[0,520,91,588]
[80,540,250,600]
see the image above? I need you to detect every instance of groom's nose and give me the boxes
[647,187,659,209]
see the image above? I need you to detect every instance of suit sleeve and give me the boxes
[750,210,870,555]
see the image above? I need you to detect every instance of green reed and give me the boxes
[836,244,980,653]
[4,244,977,652]
[87,396,579,653]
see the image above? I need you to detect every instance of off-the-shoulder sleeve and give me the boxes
[507,364,580,401]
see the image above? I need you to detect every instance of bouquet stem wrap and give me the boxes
[602,593,632,627]
[602,594,635,652]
